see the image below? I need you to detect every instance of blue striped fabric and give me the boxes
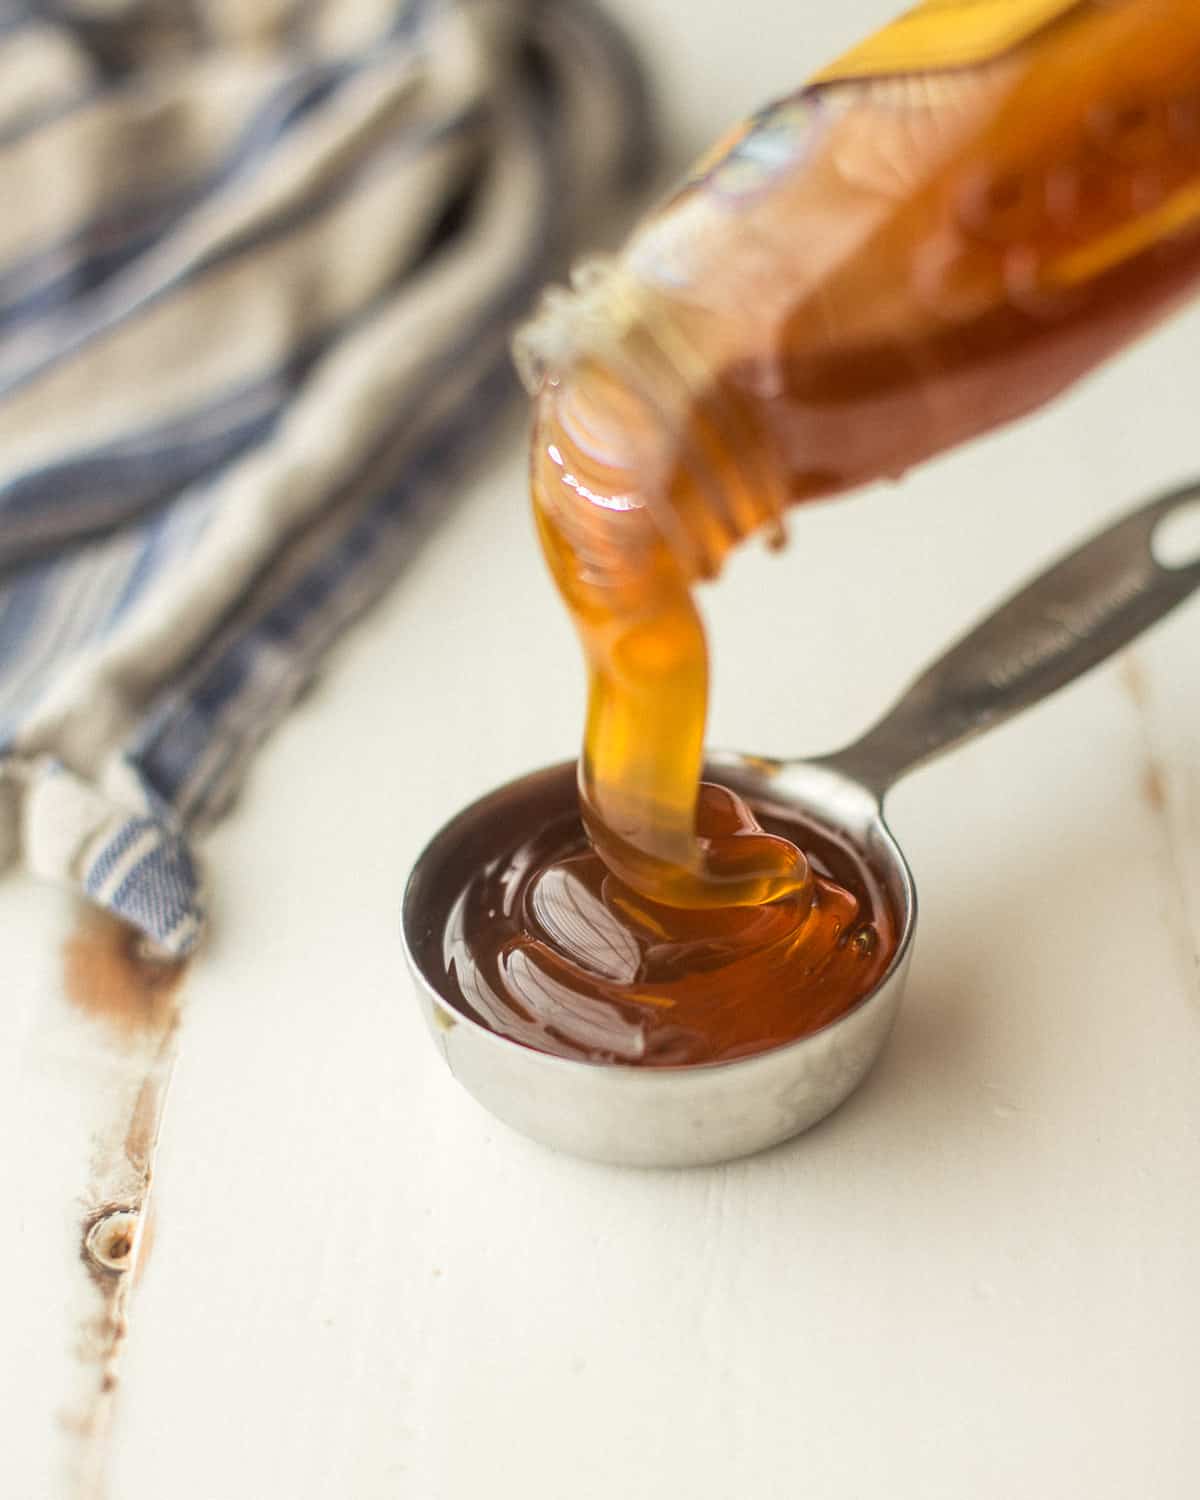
[0,0,653,956]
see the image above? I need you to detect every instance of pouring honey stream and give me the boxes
[444,0,1200,1067]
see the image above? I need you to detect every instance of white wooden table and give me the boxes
[5,3,1199,1495]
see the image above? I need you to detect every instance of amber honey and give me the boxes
[451,0,1200,1066]
[445,786,896,1066]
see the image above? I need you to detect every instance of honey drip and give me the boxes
[452,0,1200,1065]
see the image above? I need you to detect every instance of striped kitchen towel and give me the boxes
[0,0,652,957]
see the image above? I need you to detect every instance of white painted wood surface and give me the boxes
[3,2,1199,1494]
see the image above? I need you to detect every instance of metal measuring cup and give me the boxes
[402,481,1200,1167]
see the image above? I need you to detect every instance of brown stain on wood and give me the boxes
[1143,762,1168,813]
[1119,652,1200,1013]
[1119,654,1172,813]
[1119,652,1150,711]
[61,908,190,1500]
[132,1198,158,1288]
[63,910,186,1038]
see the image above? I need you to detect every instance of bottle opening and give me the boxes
[512,256,643,396]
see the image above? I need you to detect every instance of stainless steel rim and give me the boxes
[401,755,918,1083]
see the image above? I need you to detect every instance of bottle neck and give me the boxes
[515,257,792,580]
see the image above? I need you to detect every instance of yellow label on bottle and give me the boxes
[813,0,1087,84]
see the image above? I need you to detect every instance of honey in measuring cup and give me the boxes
[444,0,1200,1067]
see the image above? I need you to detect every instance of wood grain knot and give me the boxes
[85,1210,139,1275]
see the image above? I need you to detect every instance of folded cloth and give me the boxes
[0,0,652,957]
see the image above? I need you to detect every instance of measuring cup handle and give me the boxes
[819,479,1200,798]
